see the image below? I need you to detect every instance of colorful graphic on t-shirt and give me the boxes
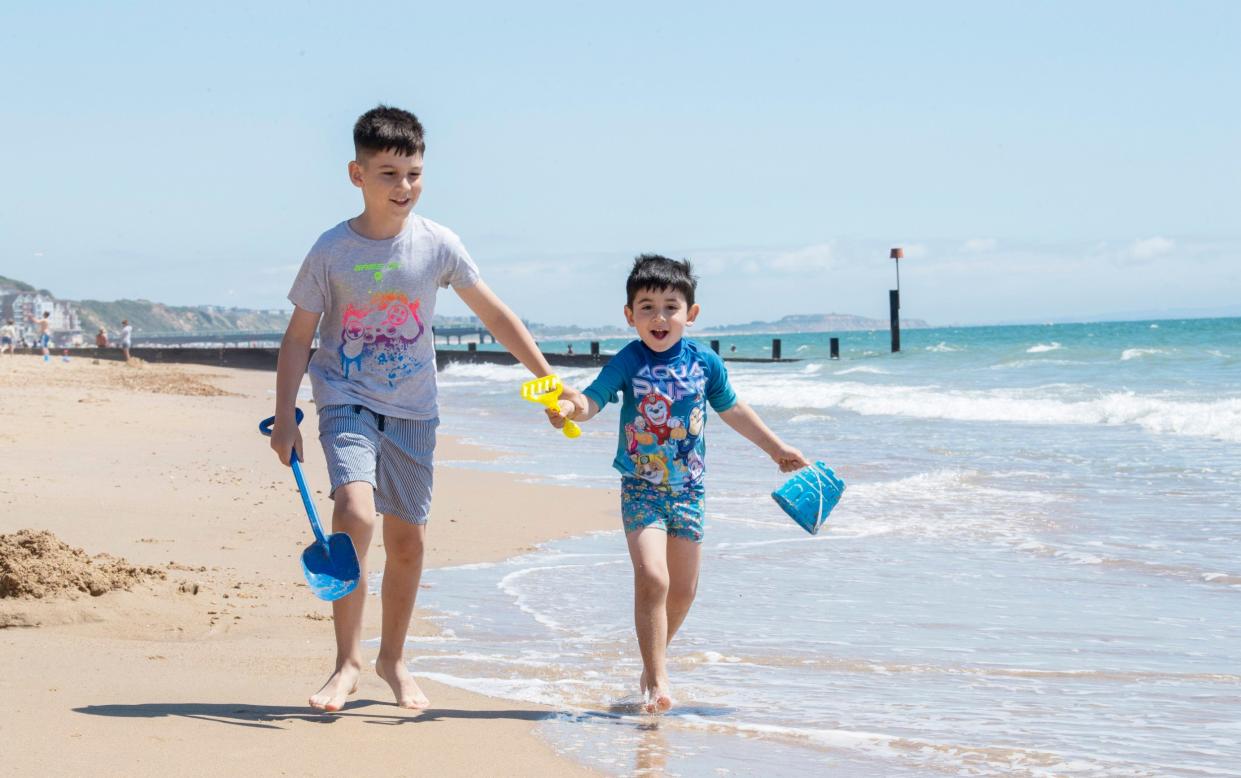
[339,291,426,386]
[624,360,709,488]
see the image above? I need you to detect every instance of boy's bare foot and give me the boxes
[375,657,430,709]
[640,670,673,714]
[309,663,360,712]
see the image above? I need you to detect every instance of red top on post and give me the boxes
[889,247,904,259]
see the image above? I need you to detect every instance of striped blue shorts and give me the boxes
[317,404,438,525]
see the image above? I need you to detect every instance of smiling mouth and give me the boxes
[651,330,669,340]
[391,197,412,207]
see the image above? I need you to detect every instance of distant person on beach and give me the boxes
[270,105,582,713]
[566,343,574,355]
[0,319,15,356]
[95,328,109,348]
[118,320,132,361]
[37,312,51,362]
[550,254,808,713]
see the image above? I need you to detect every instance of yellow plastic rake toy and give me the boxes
[521,375,581,439]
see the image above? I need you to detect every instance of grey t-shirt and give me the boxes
[288,216,480,420]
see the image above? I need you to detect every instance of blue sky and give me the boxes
[1,1,1237,327]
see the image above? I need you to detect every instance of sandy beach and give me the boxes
[0,354,615,777]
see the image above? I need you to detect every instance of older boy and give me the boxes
[271,105,580,712]
[553,255,807,712]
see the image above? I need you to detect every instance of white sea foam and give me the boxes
[734,376,1241,443]
[834,365,887,375]
[1026,342,1063,353]
[789,413,833,424]
[991,358,1086,370]
[926,342,961,352]
[497,565,581,632]
[672,717,1150,777]
[439,361,597,385]
[1121,347,1166,361]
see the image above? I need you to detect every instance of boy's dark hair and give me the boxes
[626,254,697,308]
[353,105,426,160]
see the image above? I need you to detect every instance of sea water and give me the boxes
[394,318,1241,776]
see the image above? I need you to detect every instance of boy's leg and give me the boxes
[308,480,376,711]
[664,535,702,644]
[374,514,430,708]
[626,526,672,712]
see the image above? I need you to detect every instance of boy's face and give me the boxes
[349,150,424,219]
[625,287,699,353]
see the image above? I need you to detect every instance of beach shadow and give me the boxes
[74,701,554,730]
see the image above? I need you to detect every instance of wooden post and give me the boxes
[889,289,901,353]
[889,247,903,354]
[590,341,600,357]
[830,337,840,359]
[772,338,782,360]
[467,342,477,353]
[710,339,720,354]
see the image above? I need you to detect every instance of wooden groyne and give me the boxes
[61,339,801,372]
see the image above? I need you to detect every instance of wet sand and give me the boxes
[0,355,616,776]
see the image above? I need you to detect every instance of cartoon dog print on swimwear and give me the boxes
[635,392,686,445]
[632,450,671,486]
[674,403,706,485]
[340,292,426,385]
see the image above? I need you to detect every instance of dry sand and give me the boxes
[0,354,617,777]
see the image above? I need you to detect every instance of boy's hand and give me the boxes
[269,414,304,466]
[545,399,574,429]
[771,443,810,473]
[559,384,587,414]
[546,389,590,428]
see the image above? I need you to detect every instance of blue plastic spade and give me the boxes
[259,408,360,601]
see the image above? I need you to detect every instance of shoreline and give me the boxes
[0,355,616,776]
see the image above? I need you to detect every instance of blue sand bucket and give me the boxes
[771,461,845,535]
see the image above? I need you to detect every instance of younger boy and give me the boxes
[553,254,807,712]
[271,105,580,712]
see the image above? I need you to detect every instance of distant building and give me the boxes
[0,291,84,347]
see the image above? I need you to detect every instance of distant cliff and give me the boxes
[72,299,290,335]
[699,312,929,335]
[1,276,929,338]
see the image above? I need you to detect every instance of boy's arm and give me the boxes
[718,401,809,473]
[455,281,585,408]
[555,396,601,423]
[271,306,320,465]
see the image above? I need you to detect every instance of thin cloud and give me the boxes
[1130,236,1174,260]
[963,238,998,252]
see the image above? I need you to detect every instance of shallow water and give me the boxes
[405,318,1241,776]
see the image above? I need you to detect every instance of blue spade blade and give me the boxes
[301,534,360,601]
[260,409,362,601]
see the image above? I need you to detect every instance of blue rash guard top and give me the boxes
[583,338,737,490]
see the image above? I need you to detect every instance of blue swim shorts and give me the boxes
[317,403,438,525]
[620,476,706,543]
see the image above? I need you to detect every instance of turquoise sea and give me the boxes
[382,318,1241,776]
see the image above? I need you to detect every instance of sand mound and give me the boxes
[0,530,165,599]
[0,358,234,397]
[111,363,232,396]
